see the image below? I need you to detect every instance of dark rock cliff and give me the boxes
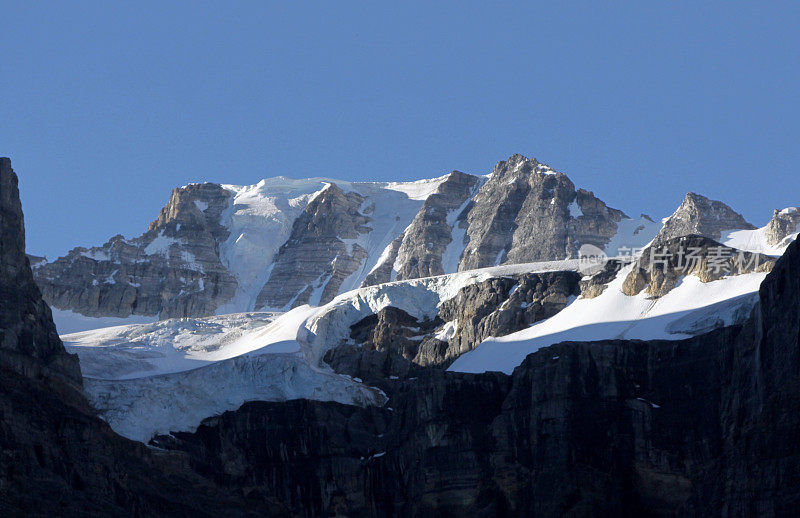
[0,159,261,516]
[0,158,82,396]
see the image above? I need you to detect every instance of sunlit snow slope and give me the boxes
[448,264,767,374]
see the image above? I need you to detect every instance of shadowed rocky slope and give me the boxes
[0,160,262,516]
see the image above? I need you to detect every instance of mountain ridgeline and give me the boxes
[33,153,677,320]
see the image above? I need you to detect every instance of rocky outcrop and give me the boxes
[764,206,800,246]
[459,154,627,270]
[622,235,774,297]
[579,258,624,298]
[437,271,581,362]
[655,192,755,243]
[34,182,237,319]
[325,271,581,382]
[361,233,403,286]
[361,171,481,287]
[255,183,371,309]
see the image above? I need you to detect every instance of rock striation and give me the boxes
[390,171,480,281]
[255,183,371,309]
[29,153,688,321]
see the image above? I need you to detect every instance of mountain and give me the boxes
[33,154,673,326]
[5,155,800,515]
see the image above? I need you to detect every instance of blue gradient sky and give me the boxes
[3,1,799,258]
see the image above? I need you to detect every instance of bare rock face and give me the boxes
[579,259,624,299]
[459,154,626,270]
[764,207,800,246]
[34,183,237,319]
[393,171,480,280]
[621,235,774,297]
[255,183,371,309]
[361,171,481,287]
[361,233,403,286]
[654,192,755,243]
[437,271,581,362]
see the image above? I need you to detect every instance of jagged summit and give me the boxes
[655,191,755,244]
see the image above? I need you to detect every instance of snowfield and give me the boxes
[64,260,580,442]
[447,264,767,374]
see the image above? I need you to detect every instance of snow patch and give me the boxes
[144,230,181,256]
[568,200,584,218]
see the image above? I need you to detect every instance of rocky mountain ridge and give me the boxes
[35,153,773,323]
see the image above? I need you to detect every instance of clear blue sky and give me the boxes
[3,1,798,258]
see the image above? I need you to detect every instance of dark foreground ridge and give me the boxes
[3,157,800,516]
[0,160,265,516]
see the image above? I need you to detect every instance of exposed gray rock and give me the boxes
[34,183,237,319]
[323,306,444,389]
[437,271,581,363]
[361,233,403,286]
[622,235,774,297]
[654,192,755,243]
[255,183,371,309]
[393,171,480,280]
[326,271,580,382]
[459,154,626,270]
[361,171,481,287]
[764,207,800,247]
